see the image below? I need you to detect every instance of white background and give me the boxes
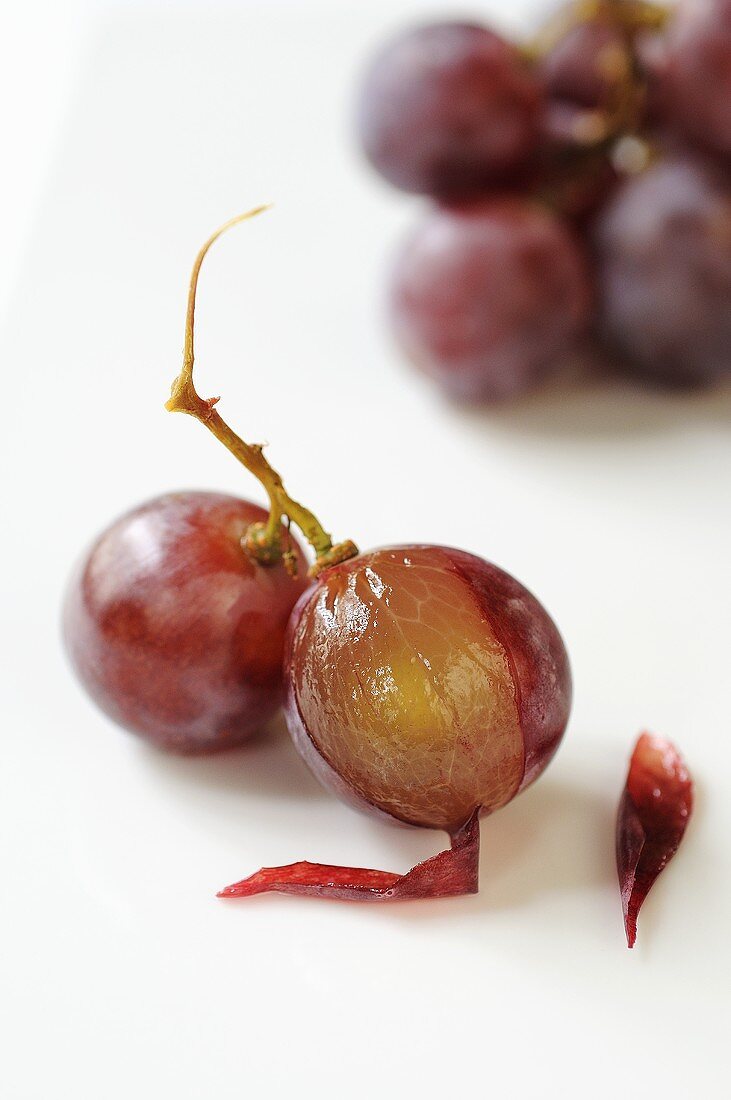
[1,2,729,1097]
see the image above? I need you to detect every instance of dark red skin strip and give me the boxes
[616,733,693,948]
[441,548,572,794]
[217,810,480,902]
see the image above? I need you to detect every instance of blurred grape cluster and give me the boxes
[357,0,731,401]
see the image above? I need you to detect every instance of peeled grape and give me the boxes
[594,156,731,387]
[660,0,731,156]
[63,491,308,753]
[285,546,571,831]
[357,22,542,196]
[389,199,592,401]
[218,545,571,902]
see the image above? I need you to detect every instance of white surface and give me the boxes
[1,3,729,1098]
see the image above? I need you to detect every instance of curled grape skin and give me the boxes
[284,546,572,832]
[660,0,731,157]
[594,156,731,387]
[357,22,542,196]
[63,491,308,753]
[617,733,693,948]
[389,199,593,402]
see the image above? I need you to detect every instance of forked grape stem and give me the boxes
[166,207,357,578]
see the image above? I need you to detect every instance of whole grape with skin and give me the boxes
[64,492,308,754]
[658,0,731,157]
[594,155,731,387]
[357,22,542,196]
[389,199,592,402]
[540,13,632,112]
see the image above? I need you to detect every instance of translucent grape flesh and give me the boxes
[285,546,572,831]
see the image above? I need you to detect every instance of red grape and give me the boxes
[540,14,631,110]
[389,199,592,401]
[218,546,571,902]
[285,546,571,831]
[357,22,542,196]
[538,9,638,151]
[63,491,308,753]
[594,155,731,387]
[659,0,731,156]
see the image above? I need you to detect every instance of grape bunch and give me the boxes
[357,0,731,400]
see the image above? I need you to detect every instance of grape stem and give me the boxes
[166,207,358,577]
